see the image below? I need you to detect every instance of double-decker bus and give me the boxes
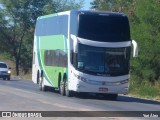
[32,10,138,100]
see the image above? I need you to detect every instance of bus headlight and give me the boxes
[74,73,87,82]
[120,79,129,84]
[74,73,101,85]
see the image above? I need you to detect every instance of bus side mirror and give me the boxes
[132,40,138,57]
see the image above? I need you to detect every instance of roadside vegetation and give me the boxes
[129,75,160,101]
[0,0,159,100]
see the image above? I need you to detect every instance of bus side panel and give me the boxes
[32,14,69,88]
[32,35,39,84]
[39,35,67,88]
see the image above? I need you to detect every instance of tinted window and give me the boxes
[44,50,67,67]
[78,14,130,42]
[36,15,68,37]
[0,63,7,68]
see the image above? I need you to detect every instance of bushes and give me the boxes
[129,75,160,100]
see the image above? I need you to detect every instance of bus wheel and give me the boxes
[38,77,42,91]
[65,81,73,97]
[37,71,40,84]
[60,80,65,96]
[39,74,47,91]
[109,94,118,100]
[104,94,118,100]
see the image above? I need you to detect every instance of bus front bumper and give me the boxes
[73,81,129,95]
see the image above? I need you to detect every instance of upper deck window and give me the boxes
[78,14,130,42]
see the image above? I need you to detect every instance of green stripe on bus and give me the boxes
[37,35,68,87]
[37,37,53,85]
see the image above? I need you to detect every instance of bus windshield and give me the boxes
[77,44,131,76]
[78,14,130,42]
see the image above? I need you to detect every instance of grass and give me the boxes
[129,75,160,101]
[19,73,32,80]
[12,73,32,80]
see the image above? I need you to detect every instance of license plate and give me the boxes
[99,88,108,92]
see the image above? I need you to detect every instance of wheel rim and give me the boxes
[39,77,42,90]
[60,81,64,95]
[65,81,68,95]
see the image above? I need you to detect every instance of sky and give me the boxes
[83,0,93,10]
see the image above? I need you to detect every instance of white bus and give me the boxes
[32,10,138,100]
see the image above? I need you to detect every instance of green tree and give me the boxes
[0,0,83,75]
[130,0,160,82]
[90,0,136,13]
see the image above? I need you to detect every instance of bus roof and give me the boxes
[73,10,126,16]
[37,10,127,20]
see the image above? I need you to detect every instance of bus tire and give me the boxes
[109,94,118,100]
[39,73,47,91]
[37,71,39,84]
[58,73,61,90]
[38,77,42,91]
[65,80,73,97]
[60,80,65,96]
[103,94,118,100]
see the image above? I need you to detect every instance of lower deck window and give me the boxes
[44,50,67,67]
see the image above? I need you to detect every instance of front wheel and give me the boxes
[7,77,10,80]
[103,94,118,100]
[109,94,118,100]
[65,81,74,97]
[59,80,65,96]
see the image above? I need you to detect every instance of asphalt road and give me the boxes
[0,78,159,120]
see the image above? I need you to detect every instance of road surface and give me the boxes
[0,78,159,120]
